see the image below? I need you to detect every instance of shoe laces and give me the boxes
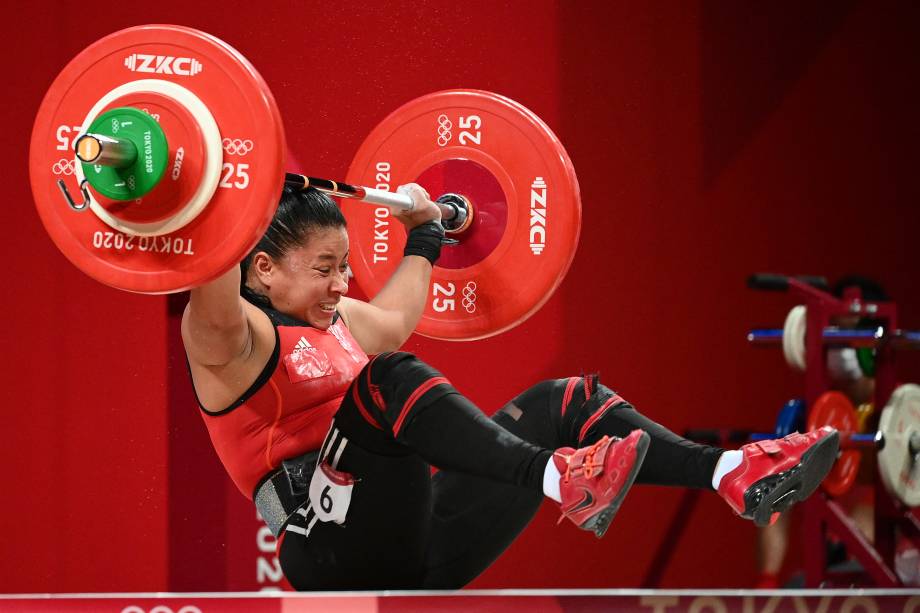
[782,430,816,446]
[565,435,610,482]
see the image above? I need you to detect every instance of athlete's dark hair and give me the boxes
[241,186,346,306]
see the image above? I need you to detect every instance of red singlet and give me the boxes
[196,308,368,498]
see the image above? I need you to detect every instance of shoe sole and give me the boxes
[583,431,650,538]
[742,430,841,527]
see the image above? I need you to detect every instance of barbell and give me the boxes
[29,25,582,341]
[747,306,920,374]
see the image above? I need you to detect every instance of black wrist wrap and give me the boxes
[403,221,445,265]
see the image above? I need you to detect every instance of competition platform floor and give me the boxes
[2,590,920,612]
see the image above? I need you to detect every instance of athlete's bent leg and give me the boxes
[471,374,837,525]
[490,375,724,489]
[423,376,695,587]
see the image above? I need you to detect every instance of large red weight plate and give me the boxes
[29,25,285,293]
[807,391,860,497]
[347,90,581,341]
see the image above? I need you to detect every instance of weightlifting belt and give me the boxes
[254,450,319,537]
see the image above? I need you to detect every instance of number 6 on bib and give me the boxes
[309,461,355,524]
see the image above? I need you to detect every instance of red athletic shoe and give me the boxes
[718,426,840,527]
[553,430,650,538]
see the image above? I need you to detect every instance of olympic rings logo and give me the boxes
[126,175,136,190]
[52,159,75,175]
[111,118,120,134]
[461,281,477,313]
[437,114,452,147]
[222,138,254,156]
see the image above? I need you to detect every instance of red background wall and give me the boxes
[4,0,919,592]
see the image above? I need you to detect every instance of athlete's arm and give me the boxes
[182,265,254,366]
[339,184,441,354]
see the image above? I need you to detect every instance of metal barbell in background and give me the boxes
[748,307,920,374]
[29,25,582,341]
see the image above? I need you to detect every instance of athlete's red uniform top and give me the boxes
[198,311,368,498]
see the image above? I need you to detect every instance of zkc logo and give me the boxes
[529,177,548,255]
[124,54,203,76]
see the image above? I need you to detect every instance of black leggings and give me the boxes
[278,352,722,590]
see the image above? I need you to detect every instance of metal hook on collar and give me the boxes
[57,178,91,211]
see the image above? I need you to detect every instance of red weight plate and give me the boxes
[347,90,581,341]
[806,391,860,497]
[29,25,285,294]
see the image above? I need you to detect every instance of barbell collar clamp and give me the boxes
[435,193,473,234]
[74,133,138,168]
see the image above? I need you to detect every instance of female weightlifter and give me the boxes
[181,184,840,590]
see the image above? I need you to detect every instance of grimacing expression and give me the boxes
[267,226,349,329]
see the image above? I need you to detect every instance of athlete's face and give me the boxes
[266,226,350,329]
